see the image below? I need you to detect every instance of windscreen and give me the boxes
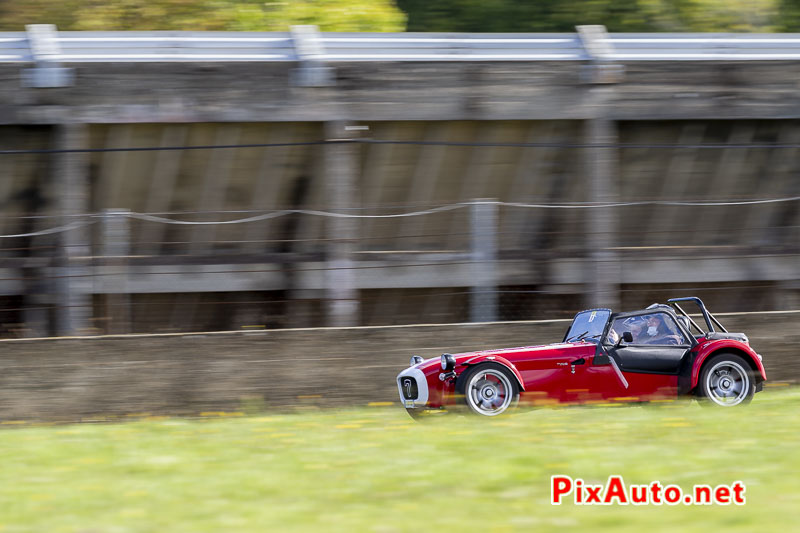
[564,309,611,343]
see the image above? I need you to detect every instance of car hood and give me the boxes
[415,342,590,371]
[457,342,575,359]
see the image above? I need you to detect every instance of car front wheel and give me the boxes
[457,363,520,416]
[697,353,755,406]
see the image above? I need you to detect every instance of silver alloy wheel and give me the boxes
[704,360,750,406]
[466,368,514,416]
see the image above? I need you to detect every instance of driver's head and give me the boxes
[645,314,663,335]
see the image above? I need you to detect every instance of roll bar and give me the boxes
[667,297,728,335]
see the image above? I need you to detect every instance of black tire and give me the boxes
[455,363,520,416]
[697,353,755,407]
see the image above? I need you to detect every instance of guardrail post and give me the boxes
[470,199,498,323]
[102,209,131,334]
[290,25,334,87]
[576,25,624,84]
[21,24,74,88]
[324,122,359,327]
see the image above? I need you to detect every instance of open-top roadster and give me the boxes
[397,297,766,418]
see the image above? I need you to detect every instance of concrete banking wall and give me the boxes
[1,312,798,421]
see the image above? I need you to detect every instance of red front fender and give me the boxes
[691,340,767,390]
[461,355,526,391]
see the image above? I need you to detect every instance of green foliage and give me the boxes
[0,0,791,33]
[397,0,779,33]
[778,0,800,30]
[0,0,406,32]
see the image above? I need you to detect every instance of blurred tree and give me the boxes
[0,0,781,33]
[397,0,777,33]
[778,0,800,30]
[0,0,406,32]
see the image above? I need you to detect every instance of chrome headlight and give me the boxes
[410,355,424,366]
[440,353,456,371]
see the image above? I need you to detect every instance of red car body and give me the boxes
[398,298,766,417]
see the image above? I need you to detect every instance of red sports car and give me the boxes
[397,297,766,418]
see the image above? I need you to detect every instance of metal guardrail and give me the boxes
[6,29,800,63]
[610,33,800,60]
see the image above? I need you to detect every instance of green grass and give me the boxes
[1,388,799,532]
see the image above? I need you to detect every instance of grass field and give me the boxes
[1,387,799,532]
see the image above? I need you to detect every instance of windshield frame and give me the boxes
[563,308,612,343]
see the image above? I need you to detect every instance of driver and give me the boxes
[642,314,677,344]
[608,316,645,344]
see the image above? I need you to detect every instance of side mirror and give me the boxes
[614,330,633,348]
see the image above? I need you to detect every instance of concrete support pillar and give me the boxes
[584,115,620,310]
[470,199,499,322]
[53,123,92,336]
[21,274,49,338]
[323,121,359,327]
[577,25,623,311]
[102,208,131,334]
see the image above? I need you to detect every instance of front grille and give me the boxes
[400,376,418,400]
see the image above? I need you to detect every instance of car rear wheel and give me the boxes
[697,353,755,407]
[457,363,520,416]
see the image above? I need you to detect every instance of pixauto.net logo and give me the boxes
[551,475,745,506]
